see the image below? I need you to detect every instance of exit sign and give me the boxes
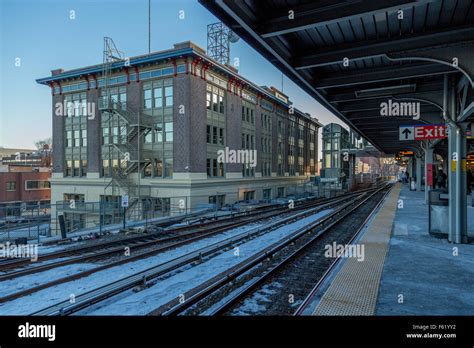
[400,124,447,141]
[414,124,447,140]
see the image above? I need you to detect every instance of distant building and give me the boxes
[0,169,51,217]
[0,147,35,160]
[0,145,52,169]
[321,123,350,185]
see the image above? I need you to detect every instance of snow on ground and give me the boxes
[230,283,282,315]
[0,208,331,315]
[82,209,332,315]
[0,222,264,315]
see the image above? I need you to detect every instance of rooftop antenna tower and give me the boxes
[207,22,240,65]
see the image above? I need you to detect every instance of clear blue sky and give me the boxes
[0,0,343,150]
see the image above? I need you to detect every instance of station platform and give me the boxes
[313,183,474,316]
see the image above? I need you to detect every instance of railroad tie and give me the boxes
[313,184,401,316]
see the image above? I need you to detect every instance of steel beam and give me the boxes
[259,0,424,38]
[314,63,455,89]
[295,26,474,69]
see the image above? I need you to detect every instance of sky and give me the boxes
[0,0,343,150]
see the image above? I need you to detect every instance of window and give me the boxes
[81,100,87,116]
[244,191,255,201]
[66,160,73,176]
[212,159,217,177]
[165,86,173,107]
[219,128,224,145]
[81,160,87,176]
[102,128,109,145]
[206,92,212,110]
[120,126,127,144]
[206,125,211,143]
[207,159,211,176]
[66,131,73,147]
[25,180,51,190]
[81,129,87,147]
[154,159,163,177]
[154,87,163,108]
[102,159,110,177]
[67,101,74,117]
[145,129,153,143]
[155,124,163,142]
[73,160,80,176]
[219,162,224,177]
[213,127,218,144]
[164,158,173,177]
[263,188,272,201]
[212,93,218,112]
[144,88,152,109]
[6,181,16,191]
[219,95,224,113]
[74,130,80,147]
[143,162,152,177]
[120,91,127,109]
[165,122,173,142]
[112,127,119,144]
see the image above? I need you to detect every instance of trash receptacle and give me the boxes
[428,189,449,236]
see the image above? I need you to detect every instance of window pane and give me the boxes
[219,95,224,113]
[165,86,173,107]
[165,122,173,142]
[206,92,211,110]
[212,94,218,112]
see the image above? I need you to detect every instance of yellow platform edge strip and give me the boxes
[313,184,401,316]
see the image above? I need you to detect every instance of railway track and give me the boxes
[0,189,372,274]
[26,190,371,315]
[150,183,392,316]
[0,186,383,283]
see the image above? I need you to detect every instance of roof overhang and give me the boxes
[199,0,474,154]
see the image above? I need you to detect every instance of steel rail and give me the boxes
[158,184,391,316]
[27,193,360,315]
[0,187,373,271]
[292,186,392,316]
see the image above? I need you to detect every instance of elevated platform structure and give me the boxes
[200,0,474,243]
[311,184,474,315]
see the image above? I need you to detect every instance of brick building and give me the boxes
[37,41,322,233]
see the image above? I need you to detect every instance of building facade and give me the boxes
[321,123,350,185]
[37,42,322,233]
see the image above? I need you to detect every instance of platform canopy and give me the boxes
[200,0,474,154]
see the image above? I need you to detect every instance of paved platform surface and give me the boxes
[313,184,401,315]
[313,183,474,316]
[376,184,474,315]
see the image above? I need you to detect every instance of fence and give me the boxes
[0,181,347,242]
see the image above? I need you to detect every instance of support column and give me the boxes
[416,153,422,192]
[448,75,468,243]
[424,146,433,204]
[448,78,457,243]
[455,125,468,243]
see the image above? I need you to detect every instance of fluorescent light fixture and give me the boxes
[355,84,416,98]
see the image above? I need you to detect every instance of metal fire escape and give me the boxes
[100,37,153,215]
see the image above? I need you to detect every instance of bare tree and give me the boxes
[34,137,52,150]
